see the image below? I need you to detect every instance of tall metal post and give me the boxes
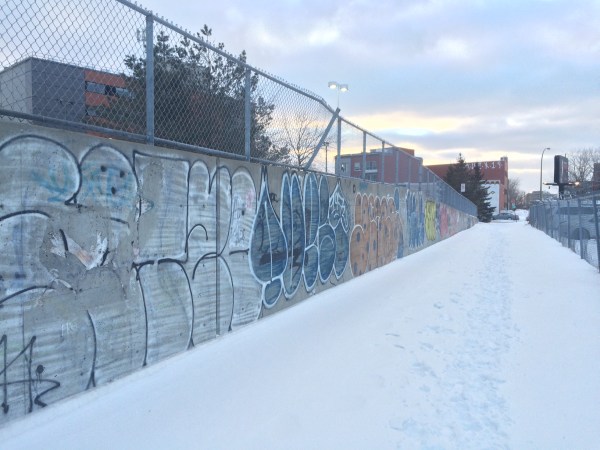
[593,194,600,272]
[244,69,252,161]
[395,149,399,184]
[417,157,423,191]
[576,197,583,258]
[407,157,412,191]
[145,14,155,145]
[381,141,385,183]
[362,131,367,180]
[539,147,550,201]
[336,117,341,176]
[304,108,339,170]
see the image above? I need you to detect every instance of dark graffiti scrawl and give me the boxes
[249,170,350,309]
[249,168,288,308]
[0,126,473,426]
[280,172,305,298]
[304,175,350,286]
[328,181,350,278]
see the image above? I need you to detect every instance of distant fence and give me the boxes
[529,194,600,272]
[0,0,476,217]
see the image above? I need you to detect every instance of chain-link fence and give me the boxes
[0,0,476,217]
[529,194,600,271]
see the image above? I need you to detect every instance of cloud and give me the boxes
[129,0,600,192]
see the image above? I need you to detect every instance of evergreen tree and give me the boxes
[92,26,284,161]
[468,163,495,222]
[444,154,494,222]
[444,153,470,194]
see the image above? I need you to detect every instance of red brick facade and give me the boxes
[427,157,509,211]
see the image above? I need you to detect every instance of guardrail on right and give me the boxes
[528,193,600,272]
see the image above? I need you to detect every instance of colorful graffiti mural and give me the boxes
[0,125,473,427]
[349,193,402,277]
[425,200,437,242]
[407,190,425,249]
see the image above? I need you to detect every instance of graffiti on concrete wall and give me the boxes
[249,170,350,308]
[349,193,402,277]
[407,191,425,249]
[439,204,449,239]
[0,128,472,426]
[0,135,261,421]
[425,200,437,242]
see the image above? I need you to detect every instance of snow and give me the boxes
[2,220,600,449]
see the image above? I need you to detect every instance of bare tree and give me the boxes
[506,177,523,209]
[272,109,328,168]
[568,148,600,182]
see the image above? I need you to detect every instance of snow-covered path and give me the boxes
[2,221,600,449]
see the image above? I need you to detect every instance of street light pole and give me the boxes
[328,81,348,109]
[540,147,550,201]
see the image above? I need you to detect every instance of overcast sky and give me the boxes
[140,0,600,193]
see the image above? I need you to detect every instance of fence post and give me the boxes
[407,157,412,191]
[381,141,385,183]
[593,194,600,272]
[244,68,251,161]
[145,14,154,145]
[362,131,366,180]
[418,158,423,192]
[304,108,339,170]
[395,148,399,184]
[568,200,572,249]
[541,202,546,234]
[336,117,341,176]
[556,198,561,240]
[577,197,584,258]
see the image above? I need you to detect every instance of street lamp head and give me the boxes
[328,81,348,109]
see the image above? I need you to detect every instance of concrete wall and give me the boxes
[0,122,476,426]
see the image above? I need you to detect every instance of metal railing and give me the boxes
[0,0,476,217]
[529,194,600,271]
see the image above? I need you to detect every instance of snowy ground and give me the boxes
[2,219,600,450]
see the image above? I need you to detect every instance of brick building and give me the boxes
[427,157,509,212]
[335,147,419,183]
[0,57,129,128]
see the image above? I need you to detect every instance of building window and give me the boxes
[115,87,132,98]
[86,81,131,98]
[367,161,378,170]
[354,162,361,171]
[85,81,105,94]
[340,163,347,173]
[105,85,117,96]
